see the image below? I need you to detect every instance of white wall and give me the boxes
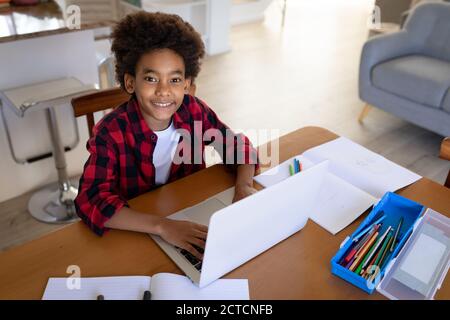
[231,0,273,25]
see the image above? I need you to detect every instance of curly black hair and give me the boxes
[111,11,205,90]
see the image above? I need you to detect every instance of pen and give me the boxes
[390,217,403,252]
[294,159,299,173]
[143,290,151,300]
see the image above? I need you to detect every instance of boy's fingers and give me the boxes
[189,237,206,249]
[194,223,208,233]
[193,229,207,240]
[184,243,203,260]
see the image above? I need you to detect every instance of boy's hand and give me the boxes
[157,218,208,260]
[233,184,258,203]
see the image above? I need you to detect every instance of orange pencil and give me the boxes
[349,231,379,272]
[361,249,380,276]
[354,224,380,258]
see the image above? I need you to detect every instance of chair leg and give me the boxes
[28,107,79,224]
[358,104,372,123]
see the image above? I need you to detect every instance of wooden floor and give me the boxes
[0,0,449,252]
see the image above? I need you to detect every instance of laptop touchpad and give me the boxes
[169,198,227,226]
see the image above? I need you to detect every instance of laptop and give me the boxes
[151,161,329,288]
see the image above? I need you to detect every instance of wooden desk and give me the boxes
[0,126,449,299]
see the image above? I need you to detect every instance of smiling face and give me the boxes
[124,49,191,131]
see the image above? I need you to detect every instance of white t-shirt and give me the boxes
[153,121,180,185]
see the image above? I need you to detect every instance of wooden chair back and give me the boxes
[71,87,130,138]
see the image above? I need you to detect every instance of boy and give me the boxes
[75,12,259,260]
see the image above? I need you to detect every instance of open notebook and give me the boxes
[42,273,249,300]
[254,137,421,234]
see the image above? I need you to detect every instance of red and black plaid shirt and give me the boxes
[75,95,258,235]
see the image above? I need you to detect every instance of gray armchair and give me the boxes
[359,2,450,137]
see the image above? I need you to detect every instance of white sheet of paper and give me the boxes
[151,273,249,300]
[253,155,315,187]
[42,276,151,300]
[199,161,328,287]
[310,173,377,234]
[399,234,447,285]
[303,137,421,198]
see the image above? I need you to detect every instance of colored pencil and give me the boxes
[353,225,380,258]
[365,230,394,281]
[345,256,357,269]
[352,215,386,242]
[377,235,395,270]
[342,228,376,265]
[359,226,392,272]
[369,229,394,282]
[374,230,393,267]
[350,231,379,272]
[390,217,403,252]
[289,164,294,176]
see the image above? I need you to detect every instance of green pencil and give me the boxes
[357,227,391,274]
[374,231,393,267]
[390,217,403,252]
[289,164,294,176]
[368,232,394,282]
[378,235,395,270]
[355,237,378,274]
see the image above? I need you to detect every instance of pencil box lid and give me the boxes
[376,208,450,300]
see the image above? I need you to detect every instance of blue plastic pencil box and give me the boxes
[330,192,425,294]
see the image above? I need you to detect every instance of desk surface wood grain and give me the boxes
[0,126,449,299]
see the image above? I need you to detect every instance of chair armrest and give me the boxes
[440,137,450,161]
[359,31,418,98]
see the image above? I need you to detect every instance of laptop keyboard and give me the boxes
[176,245,204,271]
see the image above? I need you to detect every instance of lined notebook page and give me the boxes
[42,276,151,300]
[151,273,249,300]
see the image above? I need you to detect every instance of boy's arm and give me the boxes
[75,134,206,259]
[233,164,257,202]
[74,134,128,235]
[104,207,207,260]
